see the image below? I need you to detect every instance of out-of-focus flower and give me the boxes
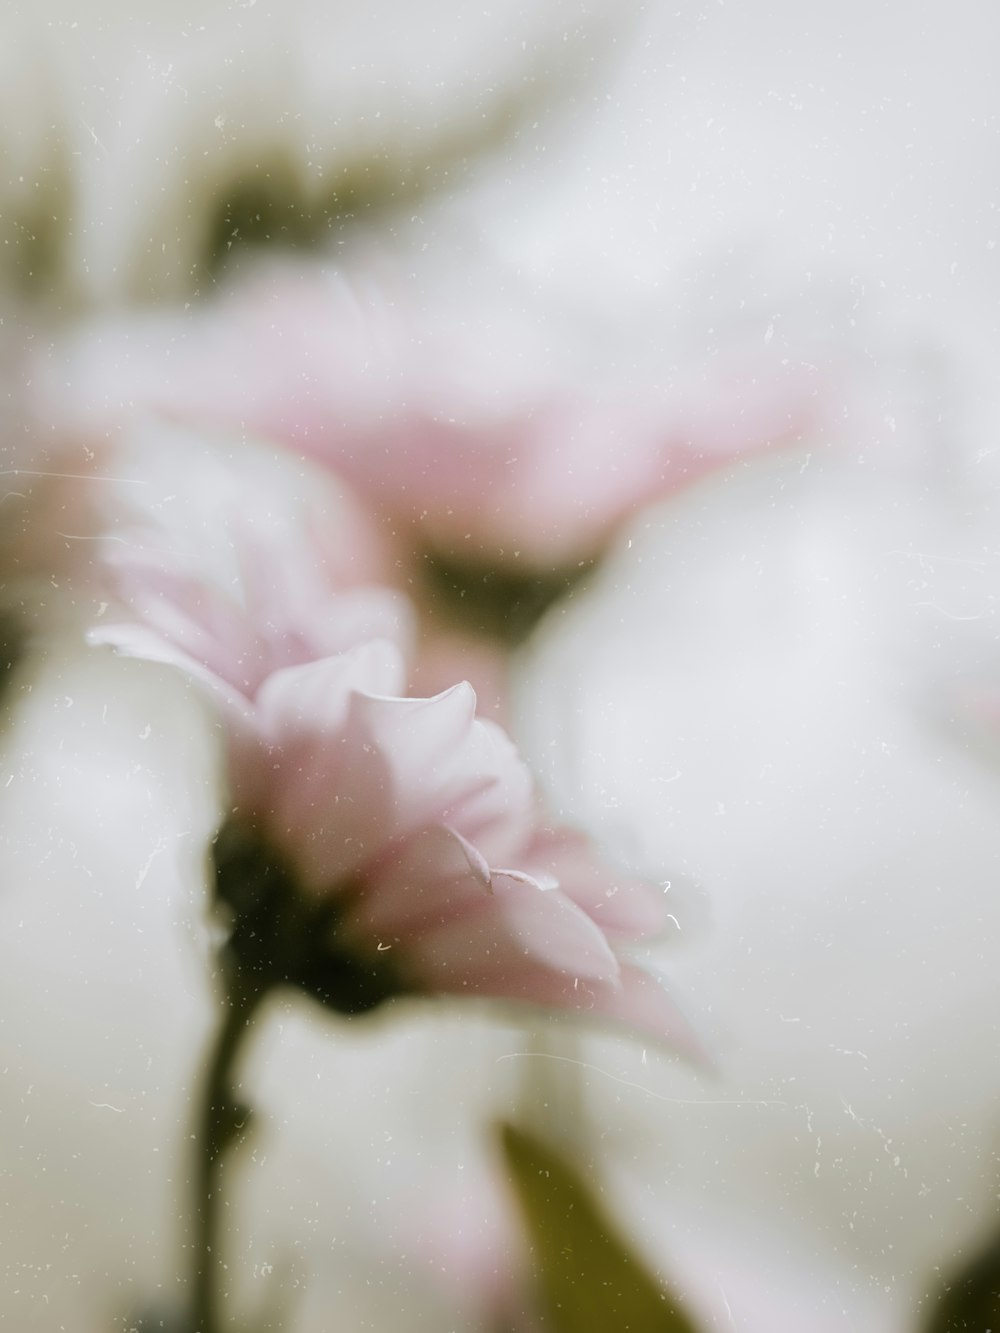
[216,639,693,1046]
[36,255,805,571]
[92,510,409,717]
[85,440,691,1044]
[0,0,620,303]
[88,426,412,719]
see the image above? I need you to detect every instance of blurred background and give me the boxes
[3,2,1000,1329]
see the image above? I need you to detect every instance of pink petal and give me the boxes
[342,685,534,859]
[254,641,407,738]
[339,824,492,941]
[262,676,531,892]
[105,549,266,689]
[304,588,415,664]
[524,828,670,941]
[88,620,251,722]
[598,964,705,1058]
[400,871,621,997]
[246,645,409,885]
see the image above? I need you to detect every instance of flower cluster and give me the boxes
[91,458,693,1047]
[21,217,803,1328]
[44,251,805,726]
[43,257,801,573]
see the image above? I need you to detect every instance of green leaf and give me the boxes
[499,1121,701,1333]
[922,1222,1000,1331]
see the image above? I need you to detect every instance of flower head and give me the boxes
[40,255,804,571]
[216,640,696,1050]
[85,435,693,1049]
[89,432,412,719]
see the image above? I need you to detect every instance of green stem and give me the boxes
[190,974,265,1333]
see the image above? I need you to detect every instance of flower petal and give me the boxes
[398,869,622,998]
[241,644,408,885]
[597,964,705,1058]
[343,686,534,858]
[339,824,492,941]
[523,828,670,941]
[254,640,407,738]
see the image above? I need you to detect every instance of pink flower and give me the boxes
[220,639,695,1048]
[39,254,806,570]
[323,390,798,571]
[89,445,412,719]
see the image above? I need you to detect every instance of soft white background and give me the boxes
[3,2,1000,1329]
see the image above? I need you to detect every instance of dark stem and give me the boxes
[190,972,265,1333]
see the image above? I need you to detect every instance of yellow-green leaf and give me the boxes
[499,1121,701,1333]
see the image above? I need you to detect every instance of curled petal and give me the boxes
[242,643,408,885]
[247,659,521,891]
[96,547,264,688]
[341,684,534,858]
[90,617,221,683]
[254,640,408,738]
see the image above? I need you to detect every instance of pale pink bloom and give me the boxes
[229,640,694,1045]
[325,389,801,570]
[38,256,806,569]
[1,0,618,302]
[89,457,412,720]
